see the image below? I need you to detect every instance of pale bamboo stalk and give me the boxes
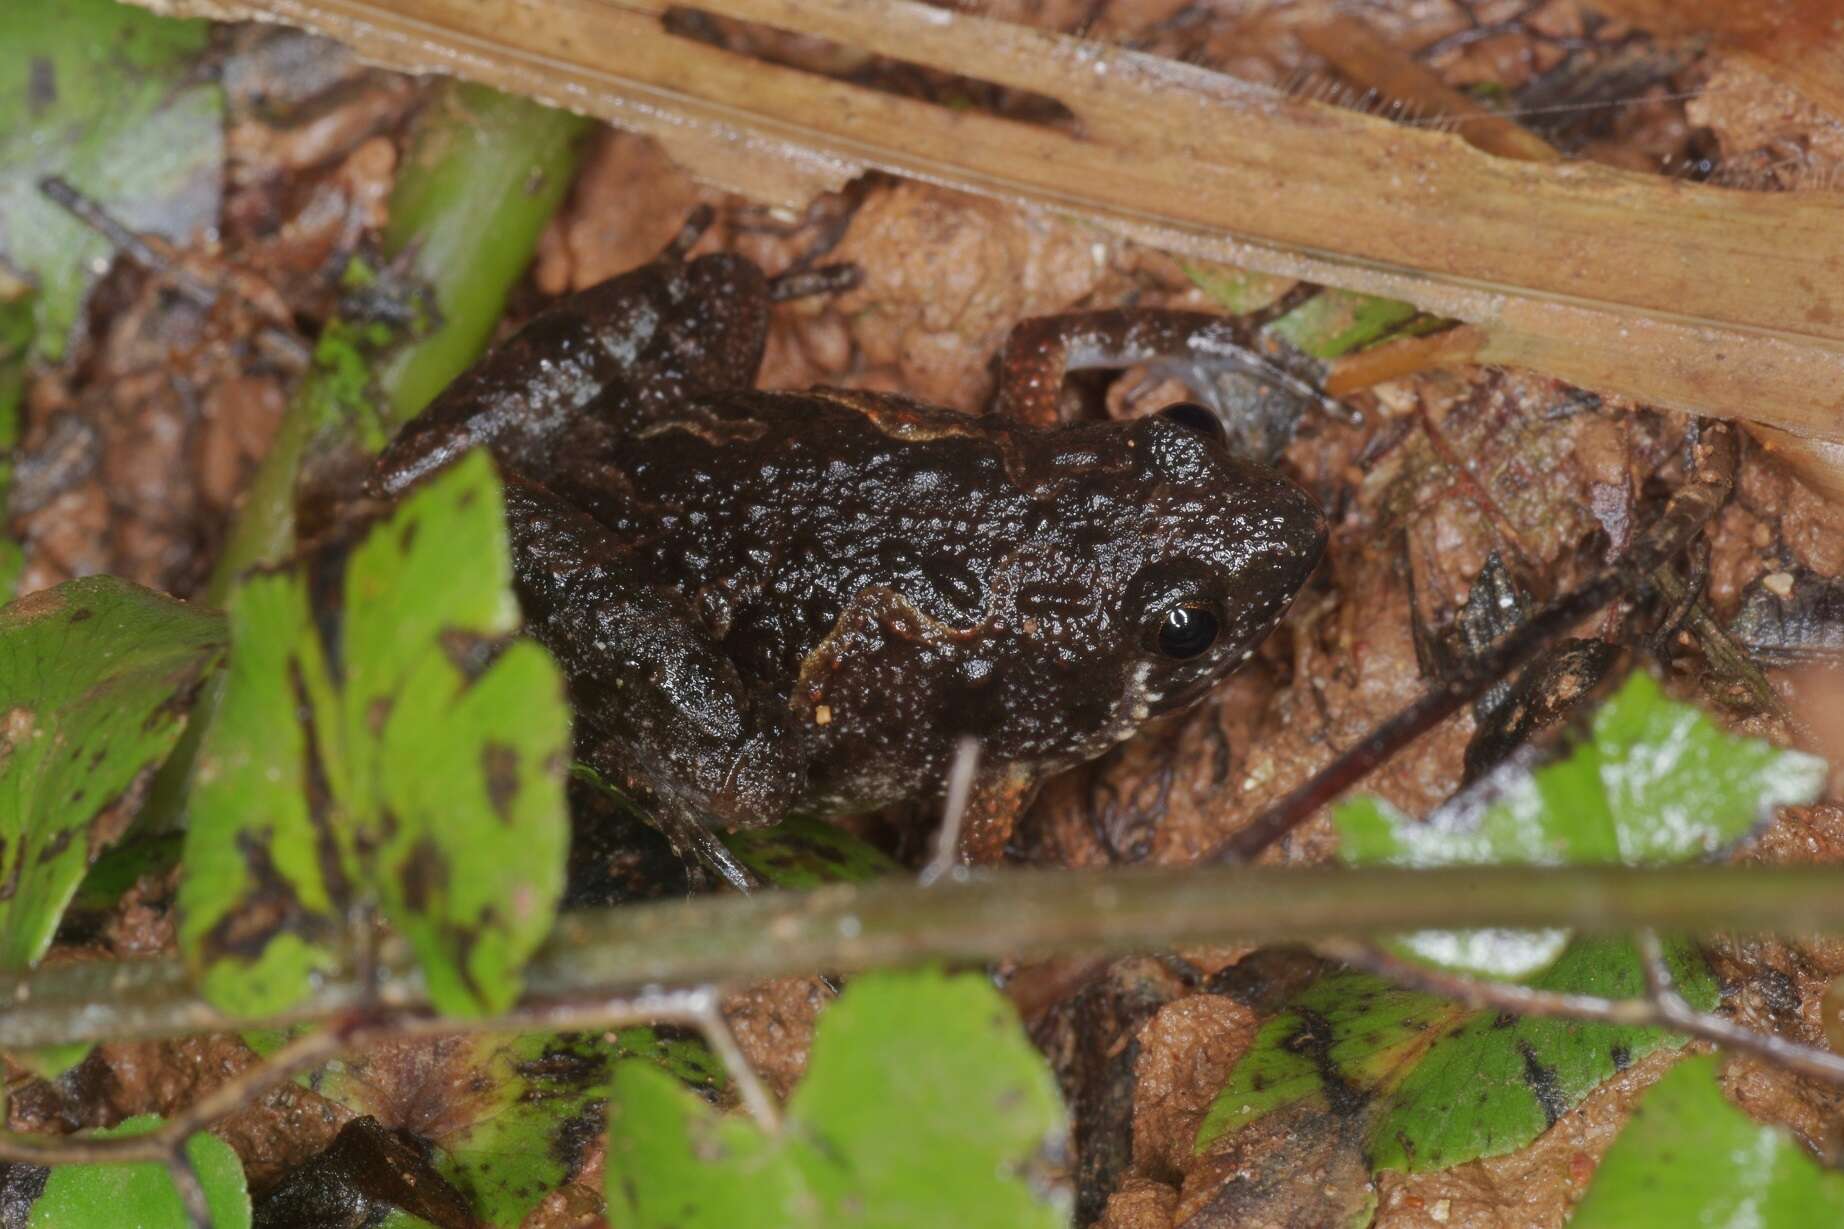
[132,0,1844,457]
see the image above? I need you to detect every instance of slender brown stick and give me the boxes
[0,984,781,1212]
[164,1151,211,1229]
[0,1024,353,1167]
[8,861,1844,1051]
[1213,421,1739,864]
[1316,933,1844,1086]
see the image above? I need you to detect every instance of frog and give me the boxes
[374,211,1328,887]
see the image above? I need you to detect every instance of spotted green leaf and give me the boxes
[1197,936,1717,1174]
[1573,1056,1844,1227]
[26,1114,250,1229]
[0,577,223,971]
[0,0,222,362]
[607,969,1069,1229]
[1337,672,1826,978]
[179,450,569,1017]
[297,1027,723,1227]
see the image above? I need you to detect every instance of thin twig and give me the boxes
[919,737,981,887]
[0,1022,353,1167]
[0,985,785,1194]
[1215,421,1738,864]
[37,176,218,309]
[8,862,1844,1051]
[684,987,781,1131]
[1317,934,1844,1087]
[164,1149,211,1229]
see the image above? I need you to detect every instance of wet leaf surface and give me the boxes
[0,0,223,362]
[606,969,1069,1228]
[178,451,570,1017]
[1572,1055,1844,1227]
[1196,936,1717,1175]
[1337,672,1827,977]
[25,1114,250,1229]
[0,575,223,970]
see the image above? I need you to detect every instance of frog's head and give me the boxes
[996,403,1326,756]
[1110,404,1326,716]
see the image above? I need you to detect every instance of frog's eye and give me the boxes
[1158,401,1228,447]
[1154,602,1220,659]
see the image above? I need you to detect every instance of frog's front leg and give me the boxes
[375,210,788,496]
[505,476,801,890]
[994,309,1348,443]
[953,762,1041,865]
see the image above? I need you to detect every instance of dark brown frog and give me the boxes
[376,216,1327,883]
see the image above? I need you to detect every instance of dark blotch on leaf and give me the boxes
[439,629,504,683]
[27,56,55,111]
[67,608,93,624]
[34,828,74,866]
[1284,1009,1368,1119]
[1609,1044,1632,1072]
[204,832,330,959]
[482,742,520,822]
[288,661,336,826]
[549,1103,606,1176]
[399,837,450,912]
[516,1045,604,1091]
[1518,1041,1567,1128]
[304,538,354,682]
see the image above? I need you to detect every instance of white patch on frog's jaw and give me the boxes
[1103,661,1157,747]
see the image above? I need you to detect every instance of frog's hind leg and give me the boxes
[993,309,1355,459]
[505,476,803,893]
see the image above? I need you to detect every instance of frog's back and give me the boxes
[550,388,1037,688]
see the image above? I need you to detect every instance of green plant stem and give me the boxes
[205,81,586,604]
[141,82,585,834]
[8,863,1844,1050]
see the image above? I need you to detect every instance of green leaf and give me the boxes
[607,969,1069,1229]
[440,1032,715,1226]
[0,291,30,599]
[1180,259,1423,358]
[1177,259,1294,314]
[0,577,223,970]
[722,815,902,889]
[26,1114,251,1229]
[1336,672,1826,978]
[1265,288,1422,359]
[1573,1056,1844,1227]
[1197,936,1717,1174]
[0,0,222,361]
[179,451,570,1017]
[300,1027,722,1227]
